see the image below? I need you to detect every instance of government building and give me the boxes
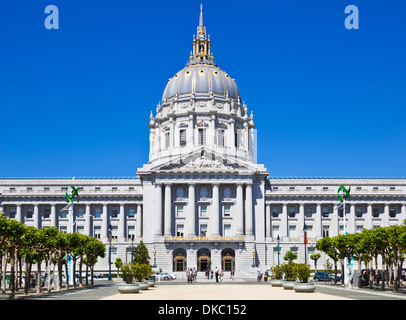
[1,7,405,278]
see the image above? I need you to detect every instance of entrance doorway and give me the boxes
[222,248,235,272]
[197,248,211,271]
[173,248,186,271]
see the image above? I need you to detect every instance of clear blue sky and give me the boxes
[0,0,405,178]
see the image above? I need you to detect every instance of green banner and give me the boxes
[337,185,350,203]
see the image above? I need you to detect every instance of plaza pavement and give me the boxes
[101,278,351,300]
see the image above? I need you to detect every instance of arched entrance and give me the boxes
[173,248,187,271]
[222,248,235,271]
[197,248,211,271]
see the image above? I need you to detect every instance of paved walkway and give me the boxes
[101,280,350,300]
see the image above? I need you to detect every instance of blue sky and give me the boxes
[0,0,405,177]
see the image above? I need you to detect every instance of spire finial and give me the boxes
[199,3,204,27]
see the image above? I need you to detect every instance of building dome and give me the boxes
[161,5,241,103]
[162,64,240,102]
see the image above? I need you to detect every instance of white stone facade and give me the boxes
[1,7,405,278]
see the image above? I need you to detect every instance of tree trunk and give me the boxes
[36,259,41,294]
[9,249,15,299]
[78,255,83,288]
[2,252,8,293]
[340,258,345,286]
[57,253,63,291]
[24,261,31,296]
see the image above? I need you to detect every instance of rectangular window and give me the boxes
[198,128,206,145]
[389,207,396,218]
[224,224,232,237]
[165,132,170,148]
[305,207,313,218]
[180,129,186,146]
[128,226,135,240]
[223,205,231,217]
[272,210,279,218]
[44,208,50,219]
[94,226,101,239]
[200,205,207,217]
[95,208,102,219]
[272,225,279,239]
[112,209,118,218]
[128,208,136,218]
[77,226,85,235]
[60,226,67,234]
[176,224,184,237]
[176,205,184,217]
[9,209,16,219]
[218,129,225,147]
[77,207,85,218]
[322,225,329,237]
[200,224,207,237]
[111,226,118,239]
[26,208,33,219]
[60,207,67,219]
[289,225,296,237]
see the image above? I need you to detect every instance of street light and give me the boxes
[277,235,280,265]
[303,223,308,265]
[153,245,157,268]
[252,244,256,267]
[108,224,112,281]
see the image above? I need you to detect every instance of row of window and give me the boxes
[6,207,138,219]
[175,223,232,237]
[5,186,136,193]
[272,186,400,191]
[165,128,235,148]
[272,206,401,218]
[175,204,231,218]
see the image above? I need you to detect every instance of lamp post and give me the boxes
[108,224,112,281]
[277,235,280,265]
[252,244,256,268]
[303,223,308,265]
[131,235,134,263]
[153,245,157,268]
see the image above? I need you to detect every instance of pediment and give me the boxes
[150,148,259,173]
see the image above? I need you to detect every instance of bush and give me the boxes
[121,262,154,284]
[293,263,311,283]
[270,264,284,280]
[281,262,296,281]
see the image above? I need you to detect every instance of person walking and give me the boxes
[220,270,224,281]
[193,267,197,282]
[215,267,219,282]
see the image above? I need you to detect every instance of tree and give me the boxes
[310,253,321,273]
[132,240,150,265]
[115,258,123,277]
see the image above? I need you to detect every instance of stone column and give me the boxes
[50,204,57,228]
[136,204,142,238]
[187,184,195,237]
[383,204,390,227]
[118,203,126,241]
[236,184,244,235]
[348,204,355,233]
[101,203,109,240]
[281,203,288,238]
[211,183,220,236]
[16,204,22,223]
[331,204,339,236]
[164,184,172,236]
[85,203,91,235]
[315,204,322,237]
[245,183,253,236]
[155,184,163,236]
[366,204,373,230]
[298,203,304,234]
[33,204,40,229]
[266,203,271,238]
